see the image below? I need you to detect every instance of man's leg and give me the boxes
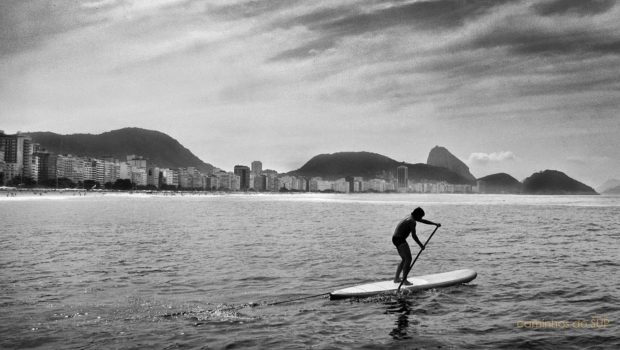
[395,242,412,284]
[397,243,413,285]
[394,259,404,283]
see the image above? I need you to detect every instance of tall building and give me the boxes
[22,137,34,180]
[397,165,408,191]
[0,132,37,184]
[147,167,160,188]
[127,155,147,169]
[253,174,267,191]
[234,165,251,190]
[251,161,262,175]
[0,144,5,184]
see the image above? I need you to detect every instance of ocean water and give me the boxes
[1,193,618,349]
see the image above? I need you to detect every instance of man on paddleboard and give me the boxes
[393,207,441,285]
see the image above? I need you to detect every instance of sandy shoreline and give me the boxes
[0,188,235,200]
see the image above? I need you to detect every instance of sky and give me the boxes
[1,0,619,187]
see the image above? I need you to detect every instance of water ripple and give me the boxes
[1,194,619,349]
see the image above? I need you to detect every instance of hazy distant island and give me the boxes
[597,179,620,195]
[522,170,597,195]
[476,173,523,194]
[603,186,620,194]
[0,127,599,195]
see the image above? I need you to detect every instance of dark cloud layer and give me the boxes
[534,0,616,17]
[271,0,518,61]
[319,0,515,35]
[468,25,620,56]
[210,0,304,19]
[270,0,620,63]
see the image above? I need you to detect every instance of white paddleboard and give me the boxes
[329,269,477,300]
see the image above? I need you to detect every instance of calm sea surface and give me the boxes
[1,193,618,349]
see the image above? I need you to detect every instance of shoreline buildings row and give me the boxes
[0,131,478,193]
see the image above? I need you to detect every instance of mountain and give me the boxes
[597,179,620,193]
[288,151,473,183]
[522,170,597,195]
[26,128,214,173]
[427,146,477,183]
[477,173,522,194]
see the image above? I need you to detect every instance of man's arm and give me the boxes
[411,233,425,249]
[410,223,425,250]
[418,218,441,227]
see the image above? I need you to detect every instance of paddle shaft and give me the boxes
[397,225,440,292]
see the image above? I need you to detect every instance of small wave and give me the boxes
[566,294,619,304]
[588,259,620,267]
[238,276,280,282]
[1,336,60,349]
[485,335,620,350]
[126,268,176,276]
[159,303,259,324]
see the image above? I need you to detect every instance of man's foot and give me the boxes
[402,279,413,286]
[393,278,402,283]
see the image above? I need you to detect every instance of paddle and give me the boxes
[397,225,440,292]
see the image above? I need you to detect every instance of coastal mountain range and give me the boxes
[27,128,214,174]
[287,150,474,184]
[26,127,599,194]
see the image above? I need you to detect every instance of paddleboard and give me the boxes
[329,269,477,300]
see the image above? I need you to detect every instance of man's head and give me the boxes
[411,207,425,220]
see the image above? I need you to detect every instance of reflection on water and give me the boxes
[385,296,416,340]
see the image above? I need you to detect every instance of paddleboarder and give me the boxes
[393,207,441,285]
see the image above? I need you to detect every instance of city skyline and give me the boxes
[0,127,610,189]
[2,1,619,187]
[0,132,480,193]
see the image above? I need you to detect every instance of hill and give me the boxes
[26,128,214,173]
[522,170,597,195]
[427,146,477,182]
[477,173,522,194]
[288,151,473,183]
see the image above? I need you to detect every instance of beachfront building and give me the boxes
[253,174,267,191]
[265,173,277,192]
[0,146,5,184]
[309,177,330,192]
[126,155,147,169]
[214,172,240,191]
[159,168,176,188]
[0,132,30,184]
[368,179,387,192]
[147,167,160,188]
[131,168,147,187]
[234,165,251,191]
[178,167,202,189]
[332,178,350,193]
[397,165,408,192]
[56,155,86,184]
[277,175,306,191]
[251,161,262,175]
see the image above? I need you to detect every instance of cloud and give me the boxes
[269,0,518,61]
[468,151,518,164]
[1,0,620,180]
[533,0,616,17]
[0,0,96,56]
[464,14,620,57]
